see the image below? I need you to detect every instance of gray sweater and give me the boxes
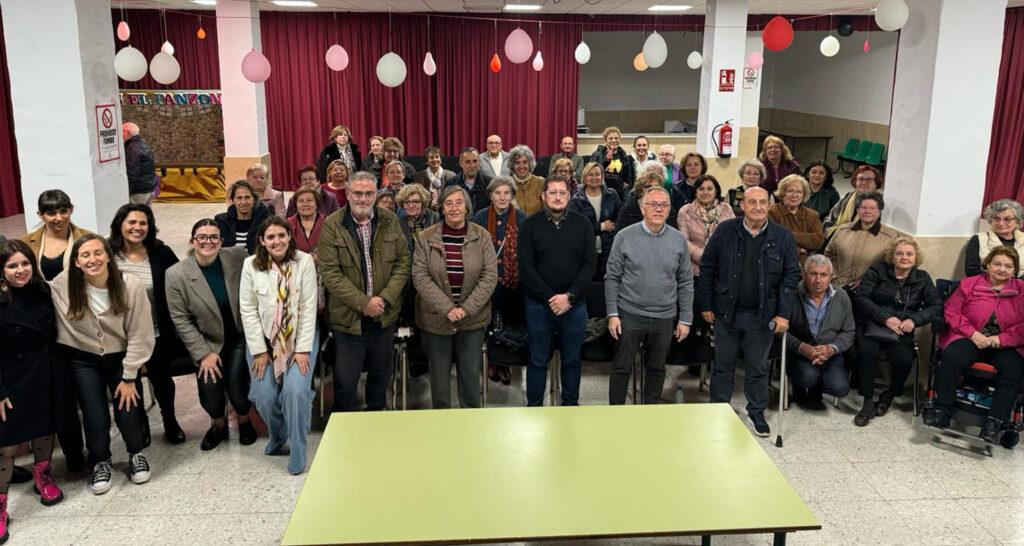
[605,221,694,322]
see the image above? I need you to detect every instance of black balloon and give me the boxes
[837,17,854,37]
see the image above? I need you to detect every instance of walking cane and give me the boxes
[775,330,787,448]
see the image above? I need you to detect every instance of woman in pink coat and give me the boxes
[677,175,734,277]
[924,247,1024,443]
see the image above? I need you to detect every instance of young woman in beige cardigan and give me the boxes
[51,234,155,495]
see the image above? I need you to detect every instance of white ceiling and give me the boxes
[116,0,1024,15]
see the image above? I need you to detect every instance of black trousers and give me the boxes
[146,336,179,422]
[333,323,395,412]
[68,350,149,466]
[609,309,674,405]
[855,327,916,398]
[196,337,251,420]
[935,338,1024,422]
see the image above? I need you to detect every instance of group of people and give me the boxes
[1,125,1023,545]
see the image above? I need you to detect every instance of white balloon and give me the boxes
[574,41,591,64]
[820,35,840,57]
[686,50,703,70]
[114,46,147,82]
[149,51,180,85]
[875,0,909,32]
[532,51,543,71]
[642,31,668,69]
[376,52,407,88]
[161,40,174,56]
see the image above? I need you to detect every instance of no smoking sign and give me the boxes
[95,103,120,163]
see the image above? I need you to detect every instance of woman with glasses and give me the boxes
[758,135,801,195]
[727,159,775,217]
[823,165,884,239]
[767,175,824,264]
[166,220,256,451]
[964,199,1024,278]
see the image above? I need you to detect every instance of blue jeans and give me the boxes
[524,298,587,406]
[710,310,775,414]
[247,330,318,475]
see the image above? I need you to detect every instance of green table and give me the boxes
[283,404,819,545]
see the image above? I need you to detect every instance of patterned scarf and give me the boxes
[405,212,431,234]
[697,203,723,239]
[488,206,519,288]
[269,260,295,384]
[338,144,355,172]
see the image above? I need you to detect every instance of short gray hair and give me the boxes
[983,199,1023,224]
[737,158,767,181]
[504,144,536,173]
[641,185,670,206]
[349,171,377,187]
[487,176,517,197]
[803,253,834,274]
[440,184,473,218]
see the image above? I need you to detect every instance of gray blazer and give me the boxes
[165,246,248,362]
[478,150,509,179]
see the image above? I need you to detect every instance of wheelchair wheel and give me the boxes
[1000,431,1019,449]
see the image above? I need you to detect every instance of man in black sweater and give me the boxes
[518,176,597,406]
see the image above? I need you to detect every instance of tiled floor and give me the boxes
[2,200,1023,545]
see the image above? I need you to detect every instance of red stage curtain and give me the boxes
[985,8,1024,206]
[259,12,434,190]
[0,10,22,218]
[114,9,221,90]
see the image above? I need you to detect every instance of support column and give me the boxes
[2,0,125,233]
[696,0,749,182]
[216,0,270,186]
[885,0,1007,239]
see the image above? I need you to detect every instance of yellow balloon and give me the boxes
[633,52,648,71]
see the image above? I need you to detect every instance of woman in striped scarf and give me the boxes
[240,217,318,475]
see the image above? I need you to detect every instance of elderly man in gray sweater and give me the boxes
[605,186,693,405]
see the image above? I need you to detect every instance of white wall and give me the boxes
[764,30,897,124]
[578,29,897,126]
[578,31,703,111]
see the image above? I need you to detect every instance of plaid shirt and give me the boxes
[354,219,373,296]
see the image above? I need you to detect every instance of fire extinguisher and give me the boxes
[712,120,733,158]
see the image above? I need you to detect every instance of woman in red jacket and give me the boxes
[925,247,1024,443]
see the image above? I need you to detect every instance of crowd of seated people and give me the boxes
[2,127,1023,545]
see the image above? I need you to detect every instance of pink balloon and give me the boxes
[863,38,871,53]
[116,21,130,42]
[423,52,437,76]
[325,44,349,71]
[747,51,764,69]
[504,28,533,64]
[241,48,271,83]
[532,51,543,71]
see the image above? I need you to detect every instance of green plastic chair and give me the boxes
[864,143,884,166]
[831,138,859,158]
[838,140,872,174]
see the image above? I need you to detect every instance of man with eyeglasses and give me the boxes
[698,187,800,437]
[479,135,509,179]
[605,186,693,405]
[447,147,492,214]
[518,176,596,406]
[319,171,411,411]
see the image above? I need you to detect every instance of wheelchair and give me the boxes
[921,279,1024,449]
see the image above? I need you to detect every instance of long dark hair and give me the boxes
[66,234,128,320]
[0,239,49,302]
[109,203,164,254]
[254,216,296,271]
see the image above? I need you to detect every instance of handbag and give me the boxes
[863,281,911,345]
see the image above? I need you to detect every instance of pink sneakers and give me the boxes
[1,493,9,544]
[31,461,64,506]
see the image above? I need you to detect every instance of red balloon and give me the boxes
[762,16,793,52]
[490,53,502,73]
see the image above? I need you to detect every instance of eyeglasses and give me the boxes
[193,234,221,243]
[404,199,423,206]
[992,216,1018,224]
[487,141,501,145]
[349,191,376,199]
[644,202,671,210]
[855,177,876,183]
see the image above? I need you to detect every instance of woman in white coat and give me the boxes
[240,217,318,475]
